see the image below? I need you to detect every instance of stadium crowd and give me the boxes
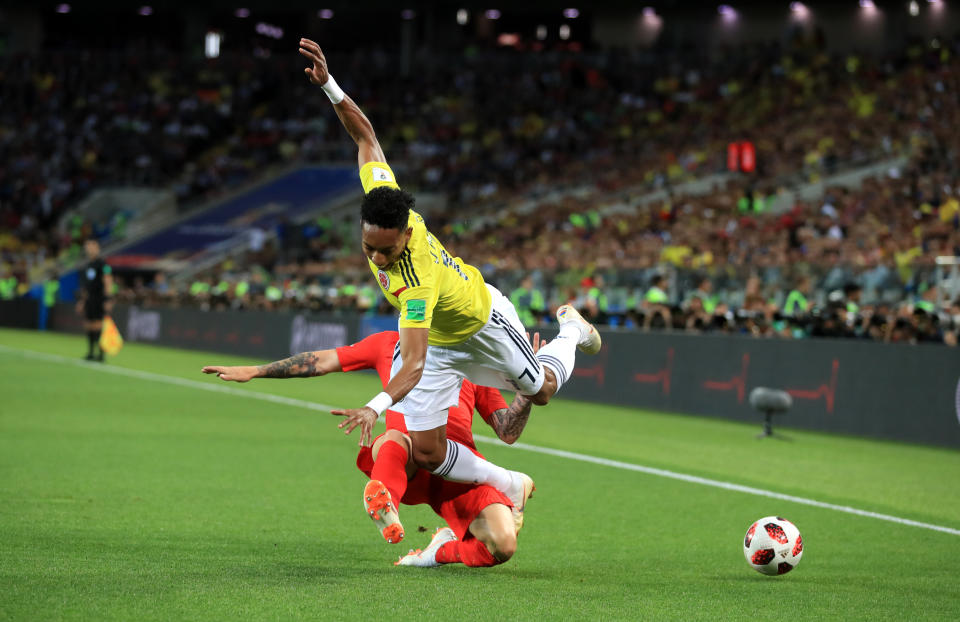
[103,157,960,346]
[2,35,959,345]
[3,35,958,239]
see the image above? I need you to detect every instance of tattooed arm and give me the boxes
[489,393,533,445]
[487,330,547,443]
[201,349,341,383]
[255,350,341,378]
[483,331,545,443]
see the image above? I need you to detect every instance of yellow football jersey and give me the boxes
[360,161,492,346]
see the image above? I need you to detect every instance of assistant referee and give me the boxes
[75,239,113,361]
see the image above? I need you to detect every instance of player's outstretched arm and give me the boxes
[332,327,427,447]
[384,327,429,402]
[202,350,341,382]
[299,37,386,168]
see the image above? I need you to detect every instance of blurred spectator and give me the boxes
[2,35,960,348]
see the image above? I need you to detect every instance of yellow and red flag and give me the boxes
[99,316,124,356]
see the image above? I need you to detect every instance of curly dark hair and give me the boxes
[361,187,415,230]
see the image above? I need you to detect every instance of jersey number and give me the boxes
[427,234,469,281]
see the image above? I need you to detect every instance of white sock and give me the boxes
[432,439,513,493]
[535,322,580,392]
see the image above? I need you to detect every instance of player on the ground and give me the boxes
[201,330,534,567]
[75,239,113,362]
[298,38,601,527]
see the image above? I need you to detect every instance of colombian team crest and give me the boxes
[378,270,390,290]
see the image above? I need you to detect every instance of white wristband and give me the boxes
[365,391,393,416]
[321,74,345,105]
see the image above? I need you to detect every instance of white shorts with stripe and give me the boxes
[389,284,546,432]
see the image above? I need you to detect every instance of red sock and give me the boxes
[435,538,498,567]
[371,440,409,505]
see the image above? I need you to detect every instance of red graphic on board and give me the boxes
[572,345,607,386]
[224,332,239,343]
[702,353,750,403]
[202,330,217,341]
[633,348,674,396]
[786,359,839,413]
[247,334,264,345]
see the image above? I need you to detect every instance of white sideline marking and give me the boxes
[473,436,960,537]
[0,344,338,413]
[3,343,959,537]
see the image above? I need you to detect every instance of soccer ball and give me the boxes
[743,516,803,575]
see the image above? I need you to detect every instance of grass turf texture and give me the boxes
[1,328,959,621]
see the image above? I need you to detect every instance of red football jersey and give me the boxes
[335,331,506,448]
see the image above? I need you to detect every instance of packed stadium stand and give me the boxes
[1,6,958,345]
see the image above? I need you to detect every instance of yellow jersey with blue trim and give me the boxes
[360,161,492,346]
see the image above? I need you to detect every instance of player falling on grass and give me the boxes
[75,239,113,362]
[202,330,536,568]
[297,37,602,531]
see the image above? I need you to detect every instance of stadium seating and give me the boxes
[2,36,959,344]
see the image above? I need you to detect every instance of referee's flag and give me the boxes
[100,316,124,356]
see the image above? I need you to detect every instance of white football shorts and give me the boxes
[389,284,545,431]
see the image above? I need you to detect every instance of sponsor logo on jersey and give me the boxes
[378,270,390,290]
[405,299,426,321]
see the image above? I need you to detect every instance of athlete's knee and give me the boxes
[525,367,558,405]
[383,429,411,452]
[481,521,517,561]
[490,530,517,562]
[527,381,553,405]
[473,504,517,562]
[527,389,550,406]
[372,430,412,461]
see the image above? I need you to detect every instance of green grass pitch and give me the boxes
[1,328,959,620]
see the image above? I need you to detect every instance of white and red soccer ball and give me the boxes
[743,516,803,575]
